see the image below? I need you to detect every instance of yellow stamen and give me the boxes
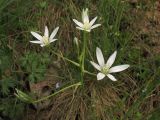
[42,36,49,45]
[83,22,91,30]
[101,66,109,75]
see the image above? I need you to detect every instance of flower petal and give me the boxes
[90,24,101,30]
[85,29,91,32]
[107,74,117,81]
[96,47,105,67]
[56,82,60,89]
[40,44,45,47]
[97,72,105,80]
[76,27,84,31]
[90,61,101,71]
[30,41,42,44]
[89,16,97,26]
[50,39,57,43]
[82,8,89,23]
[73,19,83,28]
[49,27,59,40]
[109,64,130,73]
[106,51,117,68]
[30,32,42,41]
[44,26,49,38]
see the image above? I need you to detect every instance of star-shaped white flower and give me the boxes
[30,26,59,47]
[90,47,130,81]
[73,8,101,32]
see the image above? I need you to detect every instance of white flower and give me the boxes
[73,8,101,32]
[30,26,59,47]
[90,47,130,81]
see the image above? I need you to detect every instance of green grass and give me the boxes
[0,0,160,120]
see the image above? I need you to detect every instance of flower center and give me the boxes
[83,22,91,30]
[101,66,109,75]
[42,36,49,45]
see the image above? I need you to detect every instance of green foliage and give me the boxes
[0,98,25,120]
[20,52,50,83]
[0,0,15,13]
[0,49,12,73]
[38,1,48,9]
[0,34,15,96]
[148,107,160,120]
[0,77,16,95]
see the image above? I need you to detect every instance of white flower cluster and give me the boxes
[30,8,129,81]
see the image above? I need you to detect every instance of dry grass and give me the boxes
[24,79,120,120]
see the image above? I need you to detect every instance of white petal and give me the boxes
[50,39,57,43]
[82,9,85,21]
[30,32,42,41]
[30,41,42,44]
[109,64,130,73]
[97,73,105,80]
[82,9,87,20]
[90,24,101,30]
[49,27,59,40]
[76,27,84,31]
[85,29,91,32]
[44,26,49,38]
[82,8,89,23]
[90,61,101,71]
[83,15,89,23]
[40,44,45,47]
[107,74,117,81]
[96,47,105,67]
[106,51,117,68]
[89,17,97,26]
[56,82,60,88]
[73,19,83,28]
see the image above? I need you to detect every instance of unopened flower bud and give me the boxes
[74,37,79,46]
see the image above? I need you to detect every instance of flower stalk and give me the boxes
[50,50,95,76]
[15,82,82,103]
[79,32,88,85]
[33,82,82,103]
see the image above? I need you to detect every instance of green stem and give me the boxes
[79,32,87,85]
[33,82,82,103]
[51,50,96,76]
[51,51,79,66]
[84,70,96,76]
